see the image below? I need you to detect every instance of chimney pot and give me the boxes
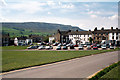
[111,27,113,30]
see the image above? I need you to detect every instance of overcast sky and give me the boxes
[0,0,119,30]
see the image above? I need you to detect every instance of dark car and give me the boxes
[70,45,74,49]
[93,46,98,50]
[27,46,37,49]
[63,46,68,50]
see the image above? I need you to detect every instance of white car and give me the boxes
[101,45,107,49]
[45,46,53,49]
[38,46,45,50]
[87,45,91,49]
[78,45,83,50]
[110,46,114,49]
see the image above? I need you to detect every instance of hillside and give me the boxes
[2,22,85,37]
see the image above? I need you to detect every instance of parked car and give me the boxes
[45,46,53,49]
[91,43,96,48]
[56,46,61,50]
[74,44,78,47]
[97,44,101,48]
[58,43,62,46]
[78,45,83,50]
[66,44,71,47]
[38,45,45,50]
[87,45,91,50]
[63,46,68,50]
[109,46,114,49]
[27,46,37,49]
[70,45,74,49]
[53,43,58,46]
[101,44,107,49]
[83,44,87,47]
[63,43,66,46]
[93,45,98,50]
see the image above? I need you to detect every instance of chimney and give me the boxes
[94,27,97,31]
[101,27,104,30]
[111,27,113,30]
[76,30,78,32]
[57,29,60,33]
[68,30,71,32]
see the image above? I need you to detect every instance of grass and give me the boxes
[2,47,120,72]
[2,46,28,50]
[101,65,120,79]
[89,61,120,80]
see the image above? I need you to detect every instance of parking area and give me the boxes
[26,46,115,51]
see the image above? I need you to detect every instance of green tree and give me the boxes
[89,37,93,44]
[52,40,55,43]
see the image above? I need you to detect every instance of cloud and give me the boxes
[108,14,118,20]
[61,3,74,9]
[47,12,51,14]
[90,15,98,18]
[6,1,46,14]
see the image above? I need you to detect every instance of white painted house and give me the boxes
[14,37,32,46]
[68,31,92,44]
[49,37,55,43]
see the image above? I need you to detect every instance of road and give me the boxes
[3,51,119,78]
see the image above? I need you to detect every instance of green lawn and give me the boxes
[2,48,119,72]
[2,46,28,50]
[101,65,120,79]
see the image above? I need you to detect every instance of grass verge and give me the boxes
[2,48,120,73]
[89,61,120,80]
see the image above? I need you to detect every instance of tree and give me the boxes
[89,37,93,44]
[52,40,55,43]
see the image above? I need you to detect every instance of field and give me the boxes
[2,46,120,72]
[101,65,120,79]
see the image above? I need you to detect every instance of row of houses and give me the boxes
[2,34,44,46]
[49,27,120,45]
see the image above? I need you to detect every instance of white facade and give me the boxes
[14,38,18,46]
[49,37,55,43]
[14,38,33,46]
[109,33,120,41]
[69,34,92,44]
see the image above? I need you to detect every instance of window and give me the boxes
[112,36,114,39]
[116,33,118,36]
[116,37,118,40]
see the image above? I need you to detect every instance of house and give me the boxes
[53,27,120,45]
[2,33,10,46]
[92,27,120,43]
[49,37,55,43]
[14,36,32,46]
[54,29,71,43]
[69,30,92,44]
[29,34,43,43]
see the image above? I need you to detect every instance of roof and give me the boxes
[68,31,92,35]
[17,36,28,40]
[93,29,120,34]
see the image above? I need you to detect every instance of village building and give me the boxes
[52,27,120,45]
[2,33,10,46]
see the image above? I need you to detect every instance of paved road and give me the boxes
[3,51,119,78]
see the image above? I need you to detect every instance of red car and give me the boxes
[93,46,98,50]
[74,44,78,47]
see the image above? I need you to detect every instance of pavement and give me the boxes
[2,51,119,78]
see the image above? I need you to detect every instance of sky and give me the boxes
[0,0,119,30]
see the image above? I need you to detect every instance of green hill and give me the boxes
[2,22,85,37]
